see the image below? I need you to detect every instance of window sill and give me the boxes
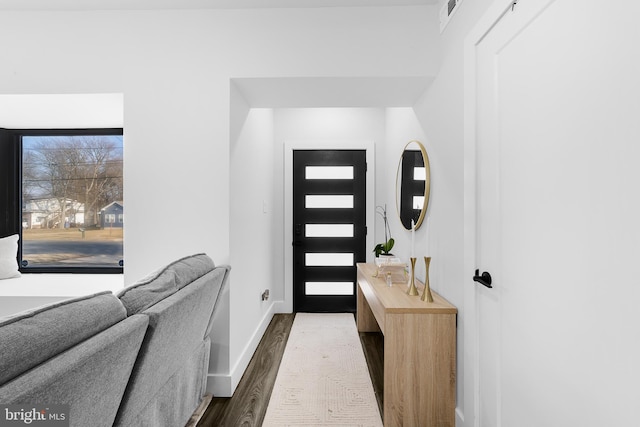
[0,274,124,297]
[0,274,125,318]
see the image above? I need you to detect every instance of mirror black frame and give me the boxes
[395,140,430,230]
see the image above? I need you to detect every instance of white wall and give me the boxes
[0,93,123,129]
[274,108,386,143]
[412,0,495,421]
[228,105,278,394]
[0,5,439,396]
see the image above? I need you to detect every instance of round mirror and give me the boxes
[395,140,430,230]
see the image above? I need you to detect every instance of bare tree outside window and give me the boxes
[21,134,123,269]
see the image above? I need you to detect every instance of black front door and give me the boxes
[293,150,367,312]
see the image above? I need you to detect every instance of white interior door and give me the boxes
[471,1,640,426]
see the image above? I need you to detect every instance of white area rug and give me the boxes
[263,313,383,427]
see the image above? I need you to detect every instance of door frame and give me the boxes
[464,4,512,423]
[463,1,556,426]
[281,140,375,314]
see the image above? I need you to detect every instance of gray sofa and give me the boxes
[0,253,229,427]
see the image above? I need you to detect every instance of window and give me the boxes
[0,128,123,273]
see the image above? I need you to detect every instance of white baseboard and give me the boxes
[205,372,232,398]
[205,302,276,397]
[272,299,291,314]
[455,407,465,426]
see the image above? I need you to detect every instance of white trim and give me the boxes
[206,301,276,397]
[282,140,375,313]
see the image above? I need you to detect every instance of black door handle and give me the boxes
[473,269,493,288]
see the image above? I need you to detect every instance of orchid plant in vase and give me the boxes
[373,204,394,258]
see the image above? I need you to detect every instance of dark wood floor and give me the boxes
[197,313,384,427]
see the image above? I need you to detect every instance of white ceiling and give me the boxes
[0,0,437,11]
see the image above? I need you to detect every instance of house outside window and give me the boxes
[100,202,124,229]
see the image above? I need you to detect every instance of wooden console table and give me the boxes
[356,263,457,427]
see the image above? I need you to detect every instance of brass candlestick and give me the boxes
[407,257,419,296]
[421,256,434,302]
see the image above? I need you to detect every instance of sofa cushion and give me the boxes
[0,291,127,385]
[114,267,226,427]
[116,337,211,427]
[0,234,20,280]
[0,314,149,427]
[117,253,215,316]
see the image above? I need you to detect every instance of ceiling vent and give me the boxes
[439,0,463,33]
